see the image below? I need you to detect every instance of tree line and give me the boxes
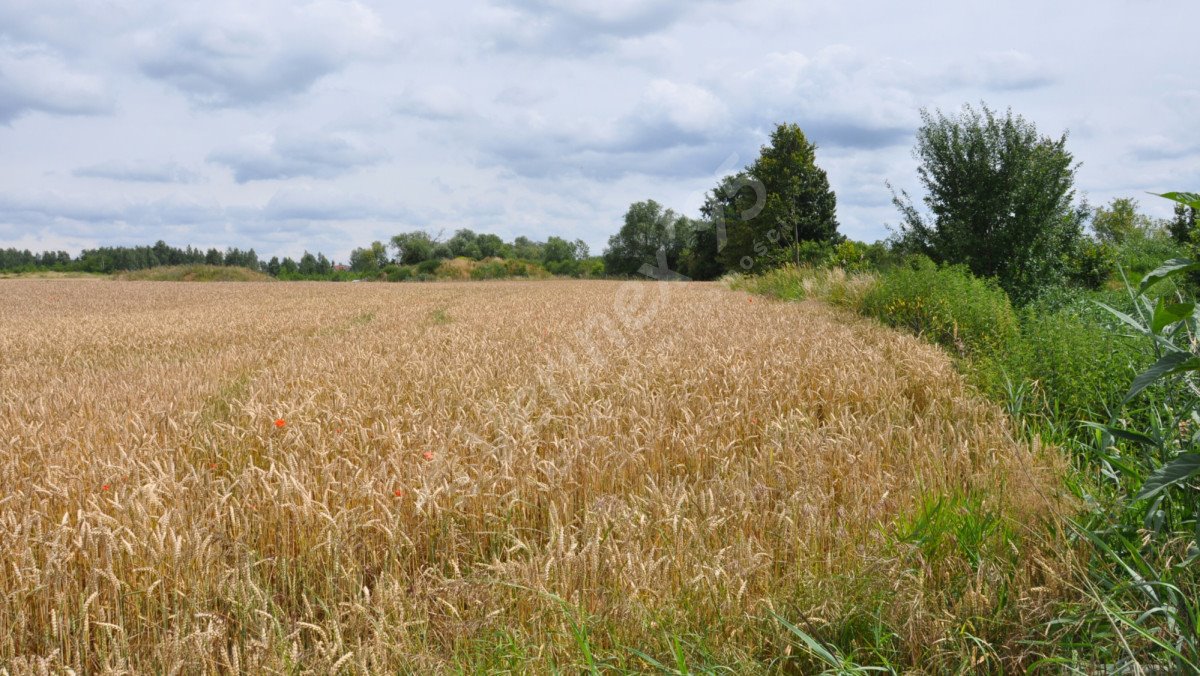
[349,230,601,278]
[0,242,264,274]
[604,104,1199,301]
[0,231,603,279]
[602,122,841,280]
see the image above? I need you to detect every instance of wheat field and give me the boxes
[0,279,1070,672]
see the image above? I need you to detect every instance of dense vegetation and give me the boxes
[603,122,843,280]
[732,165,1200,670]
[114,265,276,282]
[0,242,264,276]
[0,231,602,282]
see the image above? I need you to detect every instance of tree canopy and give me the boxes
[892,103,1083,302]
[717,123,839,272]
[1093,197,1159,245]
[602,200,693,277]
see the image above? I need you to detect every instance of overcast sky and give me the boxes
[1,0,1196,262]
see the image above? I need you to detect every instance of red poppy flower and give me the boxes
[394,489,403,497]
[422,451,434,461]
[102,484,110,491]
[274,419,286,428]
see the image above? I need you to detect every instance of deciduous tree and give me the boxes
[892,103,1084,302]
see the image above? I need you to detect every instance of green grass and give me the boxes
[734,256,1200,671]
[859,259,1019,360]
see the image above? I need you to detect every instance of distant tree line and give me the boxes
[349,230,602,278]
[1,230,606,280]
[0,241,264,274]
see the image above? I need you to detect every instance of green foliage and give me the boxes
[504,259,532,277]
[349,241,391,273]
[986,290,1145,424]
[716,123,840,273]
[115,264,274,282]
[541,236,576,264]
[384,264,413,282]
[1055,220,1200,669]
[467,258,543,280]
[892,103,1084,303]
[391,231,438,265]
[446,229,483,259]
[602,200,692,276]
[416,258,442,274]
[511,236,543,262]
[829,240,876,273]
[1115,233,1187,280]
[860,260,1020,359]
[771,611,894,675]
[1168,201,1199,245]
[476,233,509,259]
[0,248,70,272]
[893,491,1015,572]
[7,240,262,275]
[1068,239,1117,290]
[470,260,509,280]
[732,189,1200,669]
[761,240,833,269]
[694,174,761,277]
[725,264,878,309]
[1093,197,1159,245]
[297,251,332,276]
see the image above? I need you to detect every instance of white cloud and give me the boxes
[208,128,388,182]
[394,85,473,120]
[0,44,112,123]
[73,160,201,183]
[262,185,410,221]
[947,50,1055,91]
[719,48,919,148]
[479,0,710,54]
[135,0,391,107]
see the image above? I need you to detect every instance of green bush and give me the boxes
[470,261,508,280]
[829,240,873,273]
[1017,309,1143,423]
[385,265,413,282]
[417,259,442,275]
[1116,233,1186,280]
[861,260,1019,359]
[504,259,530,277]
[1067,240,1116,290]
[970,289,1147,425]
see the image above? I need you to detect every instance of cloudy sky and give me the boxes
[1,0,1196,262]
